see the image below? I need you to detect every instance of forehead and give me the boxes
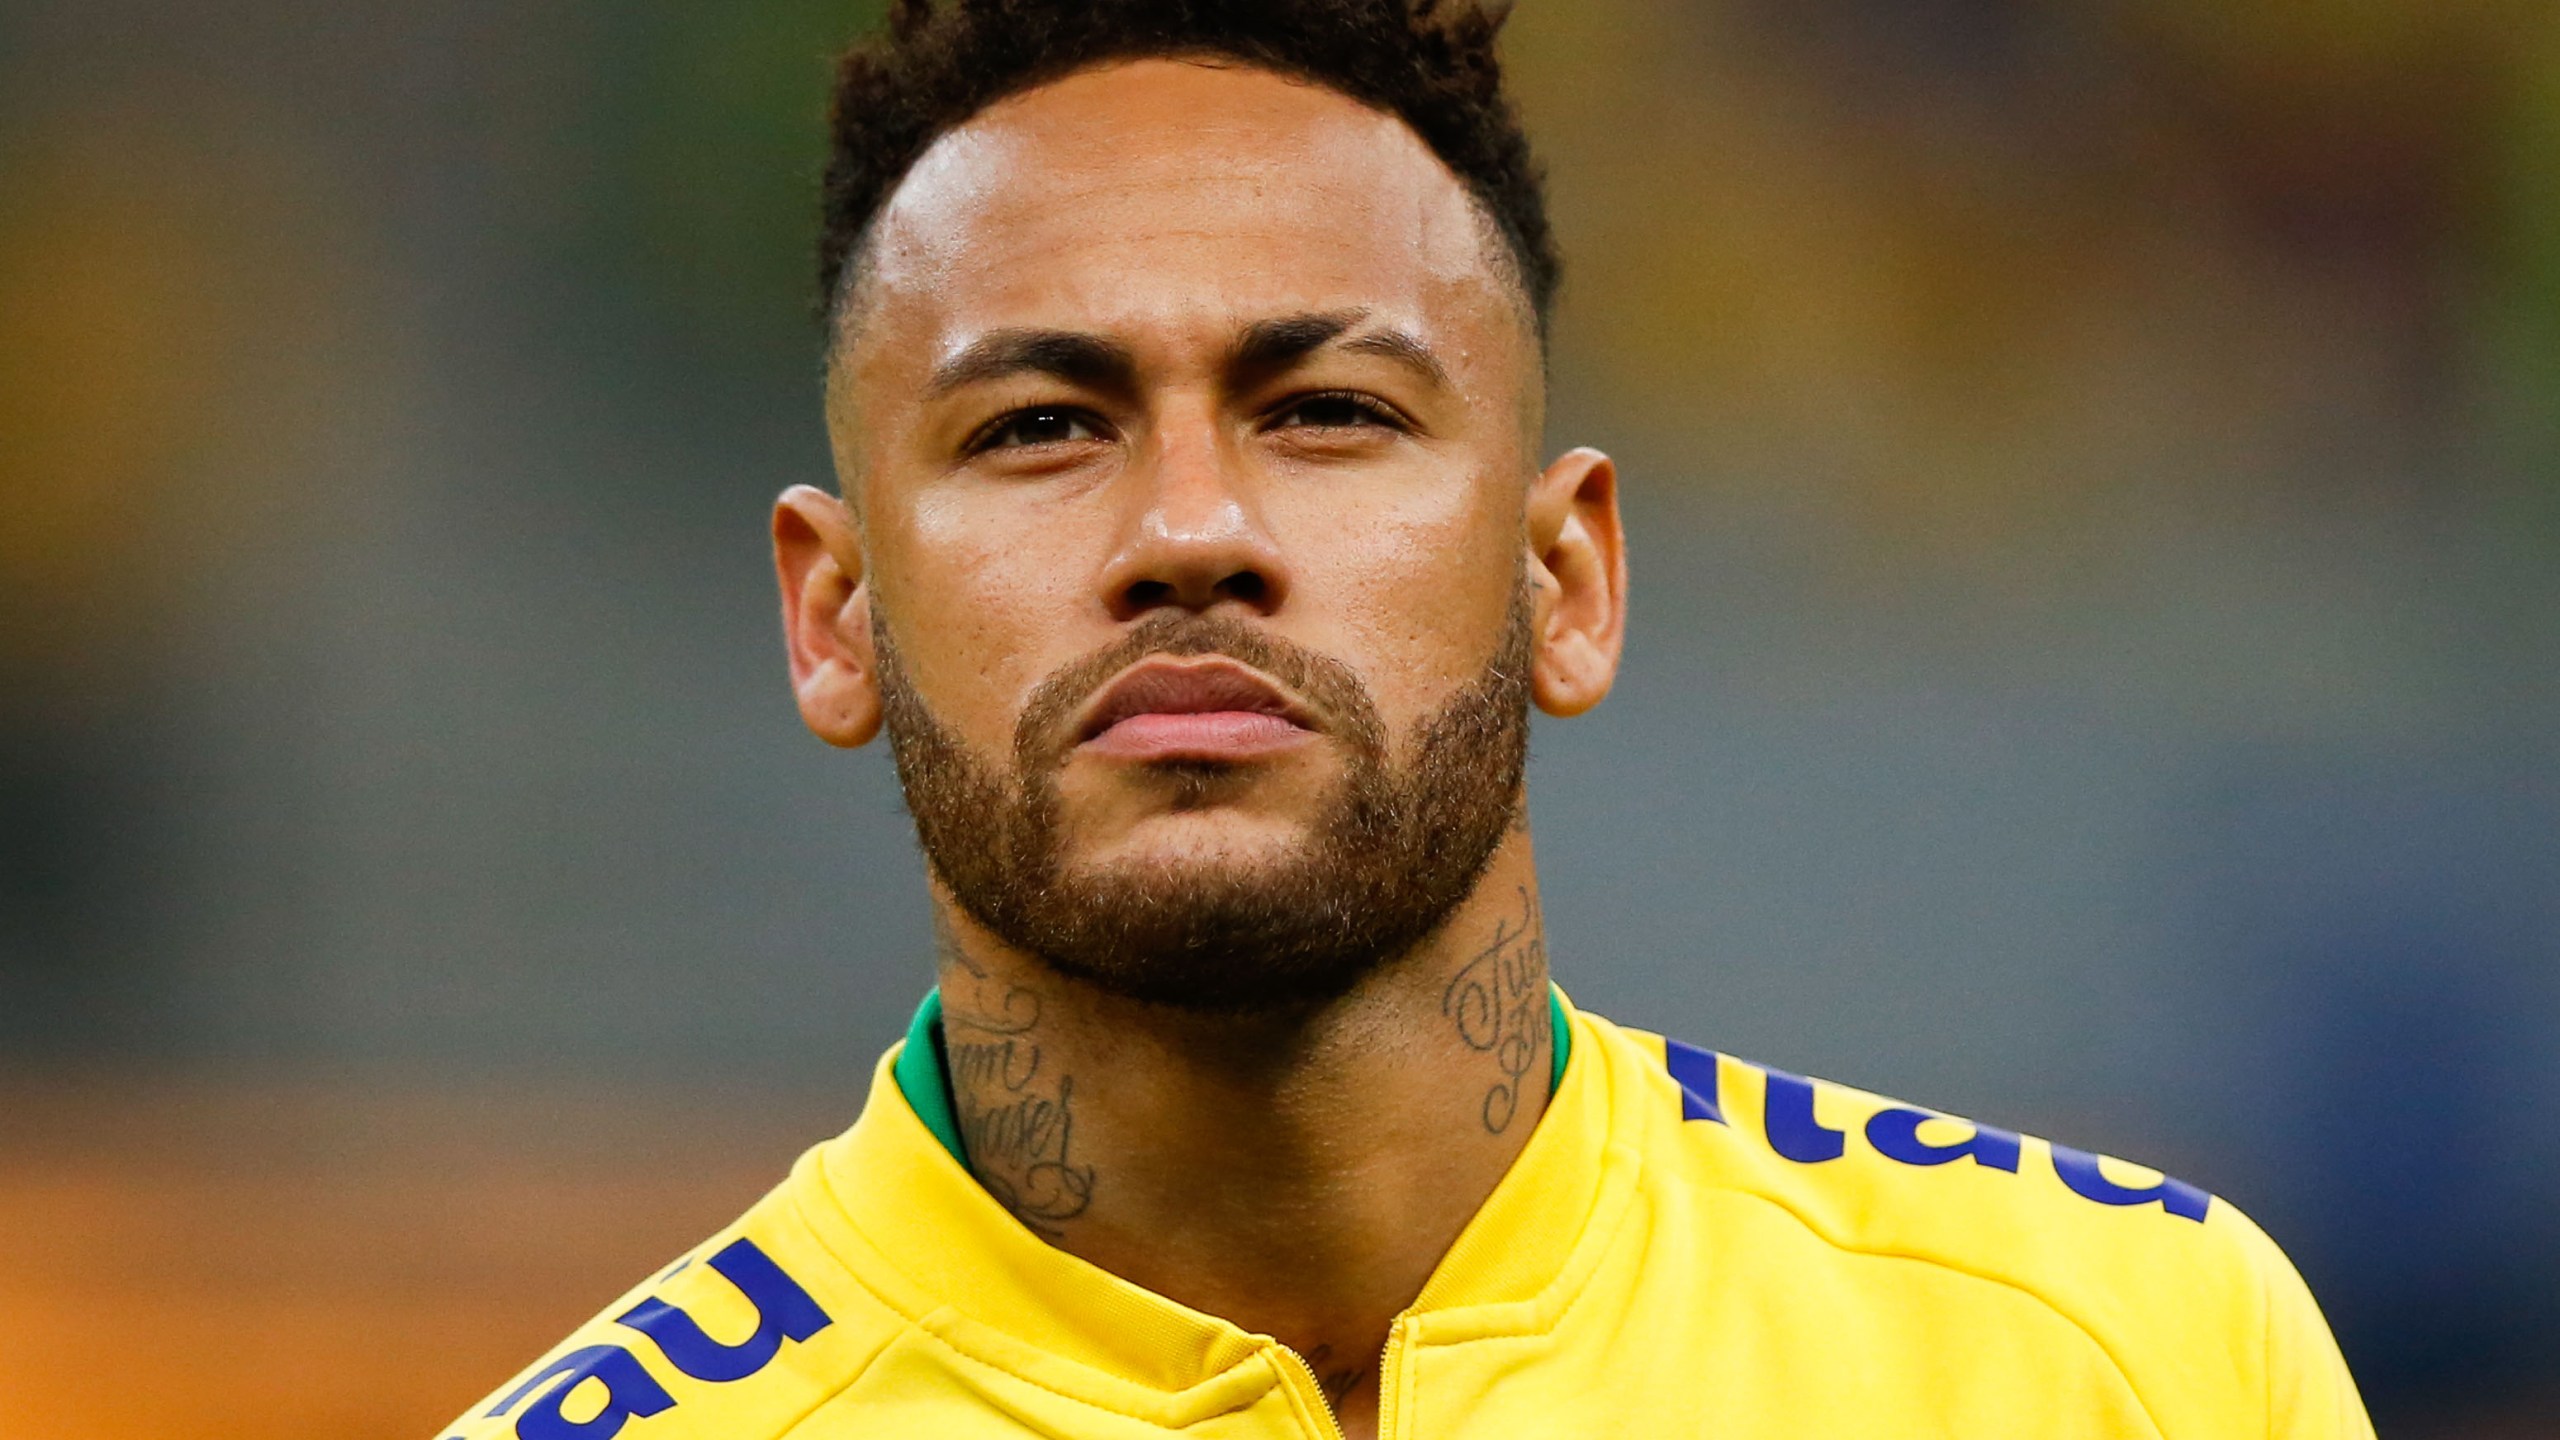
[841,58,1523,373]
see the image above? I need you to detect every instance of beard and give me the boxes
[874,587,1532,1014]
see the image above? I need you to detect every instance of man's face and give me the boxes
[806,59,1574,1008]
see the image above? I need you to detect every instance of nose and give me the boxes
[1098,412,1291,621]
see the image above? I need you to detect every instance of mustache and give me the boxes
[1011,611,1387,771]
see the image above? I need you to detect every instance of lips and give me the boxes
[1075,657,1317,762]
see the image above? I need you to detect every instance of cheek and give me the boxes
[1271,474,1522,722]
[879,491,1109,752]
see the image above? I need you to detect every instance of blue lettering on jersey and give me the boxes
[1760,1068,1848,1163]
[1663,1038,1727,1124]
[1864,1106,2022,1173]
[486,1238,831,1438]
[487,1345,675,1440]
[617,1237,832,1381]
[2051,1144,2212,1221]
[1667,1041,2212,1223]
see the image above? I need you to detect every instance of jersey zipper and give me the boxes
[1273,1346,1349,1440]
[1373,1317,1414,1440]
[1275,1317,1415,1440]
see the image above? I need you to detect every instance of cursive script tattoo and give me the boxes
[936,914,1096,1237]
[1441,885,1551,1134]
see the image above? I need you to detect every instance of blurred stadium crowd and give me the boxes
[3,1,2555,1434]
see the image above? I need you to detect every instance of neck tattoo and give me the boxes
[1440,885,1551,1134]
[939,921,1096,1238]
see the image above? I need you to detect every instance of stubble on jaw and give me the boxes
[875,585,1533,1015]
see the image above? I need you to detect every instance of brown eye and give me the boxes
[1271,393,1399,431]
[978,408,1102,451]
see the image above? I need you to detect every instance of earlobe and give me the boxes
[773,485,883,748]
[1524,447,1627,719]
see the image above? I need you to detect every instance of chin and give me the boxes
[1067,808,1320,878]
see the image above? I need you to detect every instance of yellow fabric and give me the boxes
[442,1000,2371,1438]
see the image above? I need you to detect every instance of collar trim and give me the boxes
[894,988,966,1162]
[892,983,1575,1171]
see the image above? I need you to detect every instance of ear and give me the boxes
[773,484,881,747]
[1523,447,1626,718]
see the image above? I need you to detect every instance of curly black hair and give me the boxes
[818,0,1557,342]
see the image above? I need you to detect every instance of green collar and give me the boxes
[895,989,967,1165]
[895,984,1574,1168]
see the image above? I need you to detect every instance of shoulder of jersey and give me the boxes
[1595,1014,2307,1377]
[435,1152,901,1440]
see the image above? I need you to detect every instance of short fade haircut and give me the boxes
[817,0,1558,345]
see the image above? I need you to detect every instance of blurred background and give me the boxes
[3,0,2555,1434]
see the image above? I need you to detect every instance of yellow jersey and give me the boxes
[442,993,2370,1438]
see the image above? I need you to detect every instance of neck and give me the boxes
[926,830,1553,1434]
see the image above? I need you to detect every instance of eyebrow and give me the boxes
[1231,310,1451,390]
[925,329,1140,398]
[1340,328,1451,390]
